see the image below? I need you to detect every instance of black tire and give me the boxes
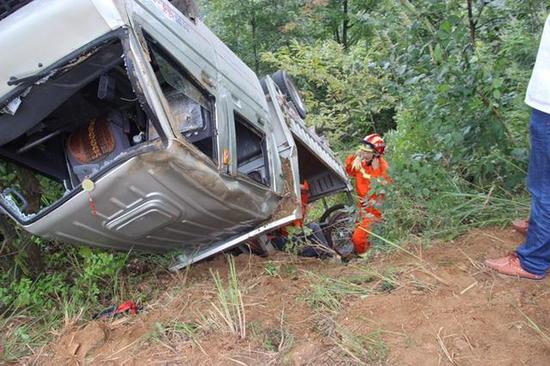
[271,70,307,119]
[323,209,355,257]
[319,203,347,224]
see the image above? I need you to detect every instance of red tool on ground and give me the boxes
[93,300,139,320]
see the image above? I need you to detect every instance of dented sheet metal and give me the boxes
[24,140,281,253]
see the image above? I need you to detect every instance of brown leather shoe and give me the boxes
[485,252,544,280]
[512,219,529,236]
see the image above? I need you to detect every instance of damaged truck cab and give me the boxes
[0,0,351,267]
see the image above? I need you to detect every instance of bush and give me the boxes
[0,246,128,314]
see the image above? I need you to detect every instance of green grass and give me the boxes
[264,261,280,277]
[301,271,375,313]
[248,315,294,360]
[0,249,172,363]
[0,310,61,363]
[208,255,247,339]
[333,325,388,364]
[144,320,201,346]
[379,180,530,247]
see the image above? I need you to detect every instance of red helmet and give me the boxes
[362,133,386,155]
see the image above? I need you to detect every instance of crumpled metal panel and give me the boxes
[24,140,281,253]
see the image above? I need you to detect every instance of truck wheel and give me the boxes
[319,203,347,224]
[323,209,355,257]
[271,70,307,119]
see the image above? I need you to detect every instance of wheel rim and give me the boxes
[329,213,355,256]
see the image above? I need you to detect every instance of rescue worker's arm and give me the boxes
[345,154,356,176]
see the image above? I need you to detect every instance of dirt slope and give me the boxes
[32,228,550,365]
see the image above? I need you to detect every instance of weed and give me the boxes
[283,265,297,275]
[302,271,373,313]
[364,330,389,363]
[208,255,246,339]
[263,326,294,354]
[518,308,550,345]
[264,261,280,277]
[145,320,201,345]
[377,268,400,293]
[327,322,388,365]
[247,320,263,339]
[244,315,294,363]
[0,312,56,363]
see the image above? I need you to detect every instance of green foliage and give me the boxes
[258,0,545,245]
[199,0,306,74]
[200,0,381,73]
[0,246,128,314]
[262,40,396,149]
[0,243,170,363]
[2,0,549,360]
[264,261,280,277]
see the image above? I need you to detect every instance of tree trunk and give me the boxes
[342,0,349,50]
[14,167,43,276]
[0,215,17,272]
[251,8,260,74]
[466,0,476,46]
[16,167,41,213]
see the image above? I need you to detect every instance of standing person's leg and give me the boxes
[516,109,550,276]
[517,197,550,275]
[486,109,550,279]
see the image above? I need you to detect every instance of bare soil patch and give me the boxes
[31,228,550,365]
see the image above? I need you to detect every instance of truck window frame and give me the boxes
[233,112,271,188]
[143,33,218,164]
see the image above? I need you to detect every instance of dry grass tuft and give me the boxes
[436,327,460,365]
[207,255,247,339]
[518,308,550,345]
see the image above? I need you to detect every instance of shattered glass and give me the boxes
[154,50,209,133]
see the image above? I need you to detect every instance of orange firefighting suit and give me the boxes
[345,155,391,254]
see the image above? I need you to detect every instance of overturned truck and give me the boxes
[0,0,352,268]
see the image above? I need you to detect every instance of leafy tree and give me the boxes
[199,0,305,74]
[262,40,395,150]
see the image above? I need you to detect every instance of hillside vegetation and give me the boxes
[1,0,548,363]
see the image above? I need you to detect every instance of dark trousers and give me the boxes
[272,223,331,258]
[517,109,550,275]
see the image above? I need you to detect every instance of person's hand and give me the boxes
[358,150,374,162]
[351,155,363,171]
[355,150,369,161]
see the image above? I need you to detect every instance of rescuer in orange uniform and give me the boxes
[345,134,390,255]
